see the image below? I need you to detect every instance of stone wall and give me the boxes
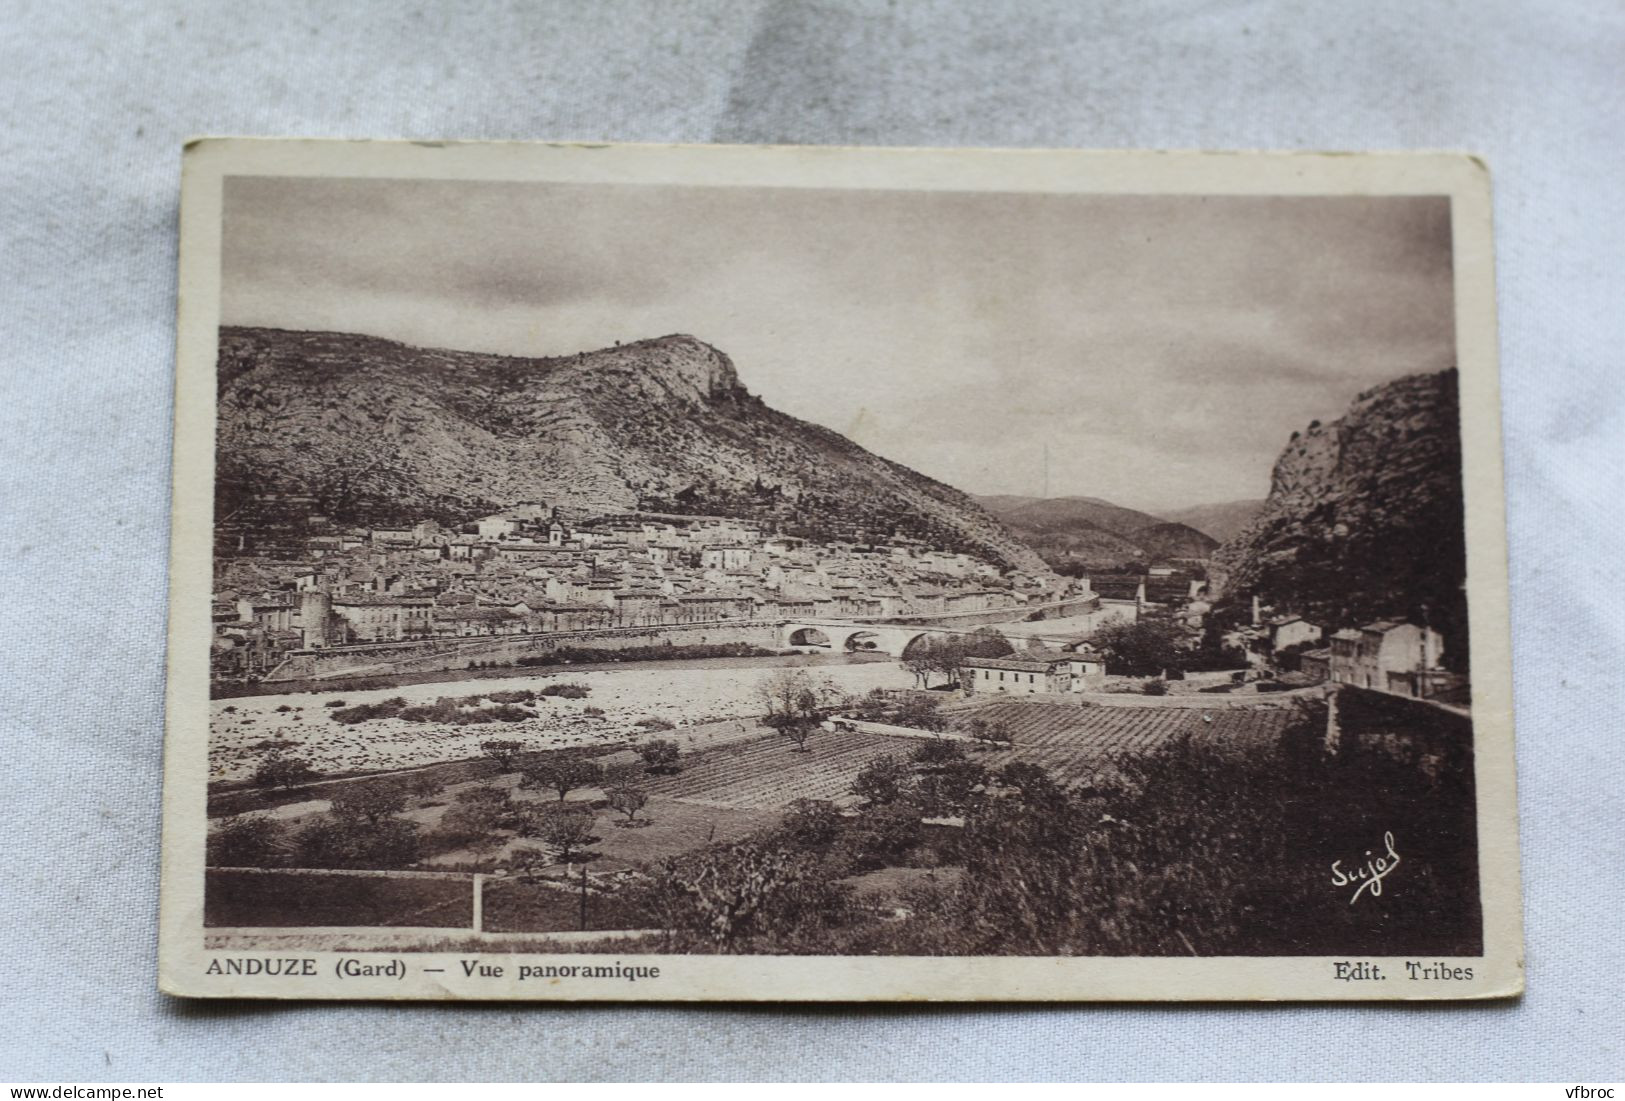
[266,621,784,681]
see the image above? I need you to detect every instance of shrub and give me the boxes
[1141,679,1169,696]
[537,682,590,699]
[252,752,317,790]
[851,755,912,806]
[480,739,525,771]
[328,781,407,825]
[635,717,676,732]
[839,802,924,873]
[486,689,536,705]
[405,774,444,800]
[582,706,605,718]
[774,798,843,852]
[909,738,965,767]
[330,697,408,725]
[636,739,682,774]
[324,699,346,707]
[426,788,511,855]
[206,815,286,867]
[294,818,420,870]
[636,839,845,948]
[911,759,988,817]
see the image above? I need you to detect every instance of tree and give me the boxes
[757,668,835,752]
[328,780,407,825]
[640,840,829,947]
[839,801,924,872]
[1091,616,1187,677]
[997,761,1062,798]
[480,739,524,771]
[902,645,937,689]
[428,785,513,855]
[892,693,946,732]
[519,755,605,801]
[636,738,682,774]
[206,815,286,867]
[602,761,646,793]
[519,806,600,865]
[928,636,969,687]
[960,627,1014,659]
[909,738,965,768]
[909,739,986,816]
[608,787,649,825]
[405,773,444,801]
[851,754,912,806]
[252,751,317,791]
[294,817,420,870]
[775,798,844,851]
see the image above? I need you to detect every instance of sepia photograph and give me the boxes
[161,141,1520,1000]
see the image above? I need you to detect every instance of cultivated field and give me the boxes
[957,700,1300,781]
[209,660,915,781]
[636,700,1300,810]
[642,728,914,809]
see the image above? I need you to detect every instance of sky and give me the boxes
[221,177,1456,515]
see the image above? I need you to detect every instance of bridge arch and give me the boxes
[786,626,832,648]
[896,631,937,659]
[843,630,884,653]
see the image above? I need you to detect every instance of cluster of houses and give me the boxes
[1240,605,1466,702]
[210,504,1069,681]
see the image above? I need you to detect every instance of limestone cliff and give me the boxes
[1208,369,1469,667]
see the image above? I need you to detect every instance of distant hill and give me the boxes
[975,494,1216,569]
[1131,521,1220,562]
[974,494,1044,514]
[984,495,1166,537]
[1158,499,1267,544]
[1209,369,1468,670]
[215,327,1051,574]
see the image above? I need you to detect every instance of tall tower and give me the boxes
[300,591,333,649]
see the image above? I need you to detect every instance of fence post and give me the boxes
[472,873,483,934]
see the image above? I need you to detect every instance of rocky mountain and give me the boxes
[1158,499,1267,544]
[976,494,1216,568]
[1208,369,1468,668]
[214,327,1050,574]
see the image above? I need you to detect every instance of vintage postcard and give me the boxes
[161,140,1521,1000]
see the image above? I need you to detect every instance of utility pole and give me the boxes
[578,860,588,932]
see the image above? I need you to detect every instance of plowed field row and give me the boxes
[642,703,1299,810]
[642,729,908,809]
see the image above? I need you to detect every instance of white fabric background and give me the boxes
[2,0,1621,1082]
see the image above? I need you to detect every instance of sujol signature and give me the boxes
[1331,832,1401,904]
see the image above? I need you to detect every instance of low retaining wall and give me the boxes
[876,593,1102,629]
[269,621,784,680]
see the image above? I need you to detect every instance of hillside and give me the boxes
[215,328,1051,574]
[1208,369,1468,669]
[1130,522,1220,562]
[976,494,1218,568]
[985,495,1166,537]
[1158,499,1266,544]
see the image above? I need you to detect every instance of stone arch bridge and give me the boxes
[778,620,1005,657]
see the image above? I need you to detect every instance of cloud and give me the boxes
[221,179,1455,513]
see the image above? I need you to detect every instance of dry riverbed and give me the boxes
[210,660,916,782]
